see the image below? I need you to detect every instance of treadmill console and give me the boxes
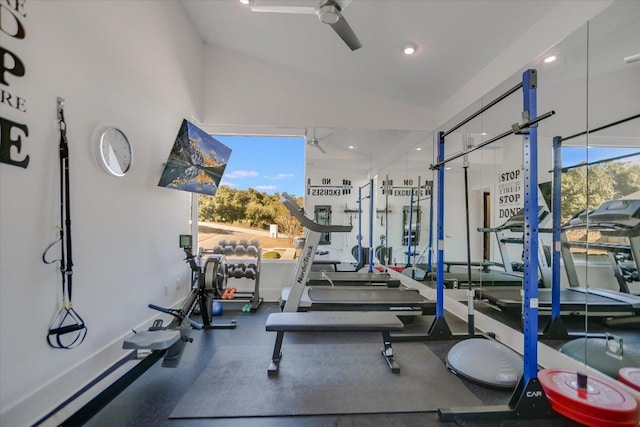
[589,199,640,226]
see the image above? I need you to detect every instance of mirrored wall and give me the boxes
[304,127,433,269]
[304,1,640,380]
[426,1,639,379]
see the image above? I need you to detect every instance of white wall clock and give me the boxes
[95,126,132,177]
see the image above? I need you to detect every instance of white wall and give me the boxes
[201,44,435,131]
[436,0,614,127]
[305,169,369,261]
[0,1,203,425]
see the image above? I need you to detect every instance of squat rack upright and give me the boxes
[427,69,558,421]
[355,179,375,272]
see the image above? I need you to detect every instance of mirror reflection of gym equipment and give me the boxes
[402,205,421,246]
[314,205,332,245]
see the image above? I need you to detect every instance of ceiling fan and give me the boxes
[306,128,333,154]
[247,0,362,51]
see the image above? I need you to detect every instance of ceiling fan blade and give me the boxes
[316,132,334,142]
[315,143,327,154]
[329,15,361,51]
[250,4,317,14]
[250,0,318,15]
[334,0,352,8]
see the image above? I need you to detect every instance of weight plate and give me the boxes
[618,368,640,392]
[539,369,638,426]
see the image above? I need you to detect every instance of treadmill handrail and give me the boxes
[562,240,632,252]
[281,192,352,233]
[601,223,640,238]
[568,287,640,306]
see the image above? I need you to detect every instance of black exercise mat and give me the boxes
[169,341,481,418]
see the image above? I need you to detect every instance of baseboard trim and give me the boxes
[32,351,138,427]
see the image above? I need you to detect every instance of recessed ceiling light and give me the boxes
[445,167,452,170]
[348,145,355,150]
[239,0,251,5]
[544,55,557,63]
[416,147,422,151]
[403,43,417,55]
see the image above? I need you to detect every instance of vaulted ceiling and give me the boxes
[182,1,639,172]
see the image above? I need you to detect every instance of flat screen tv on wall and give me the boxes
[158,119,232,196]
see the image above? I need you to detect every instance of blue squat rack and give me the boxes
[423,69,558,420]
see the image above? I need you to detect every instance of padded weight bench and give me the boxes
[265,311,405,376]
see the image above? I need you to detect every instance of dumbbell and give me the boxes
[227,263,237,275]
[232,264,245,278]
[212,245,224,254]
[243,267,256,279]
[247,245,259,257]
[234,245,247,256]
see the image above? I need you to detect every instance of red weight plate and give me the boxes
[546,396,637,427]
[618,368,640,392]
[539,369,639,427]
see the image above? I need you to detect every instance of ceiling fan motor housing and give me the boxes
[318,4,340,24]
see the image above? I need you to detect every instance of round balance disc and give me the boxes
[559,338,640,378]
[538,369,639,427]
[618,368,640,391]
[446,338,522,389]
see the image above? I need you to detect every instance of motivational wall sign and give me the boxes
[497,168,522,219]
[1,0,30,169]
[381,177,432,198]
[306,177,352,196]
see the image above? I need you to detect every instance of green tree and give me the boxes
[245,201,276,228]
[198,187,304,236]
[274,194,304,245]
[561,160,640,222]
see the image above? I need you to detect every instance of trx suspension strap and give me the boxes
[43,100,87,349]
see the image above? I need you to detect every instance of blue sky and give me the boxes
[211,135,637,197]
[562,146,640,169]
[214,135,305,197]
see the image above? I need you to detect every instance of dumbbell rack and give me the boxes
[202,239,263,312]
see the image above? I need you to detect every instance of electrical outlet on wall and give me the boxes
[176,278,181,290]
[164,284,170,296]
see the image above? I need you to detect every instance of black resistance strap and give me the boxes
[43,107,87,349]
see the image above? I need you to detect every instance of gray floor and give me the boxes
[78,303,582,427]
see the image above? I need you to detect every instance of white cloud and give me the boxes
[225,170,259,178]
[265,173,294,180]
[255,185,277,191]
[219,181,237,188]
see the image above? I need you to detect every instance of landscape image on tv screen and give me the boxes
[158,119,232,196]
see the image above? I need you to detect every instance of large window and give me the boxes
[197,135,305,260]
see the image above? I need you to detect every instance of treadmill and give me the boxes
[477,198,640,326]
[307,271,401,288]
[310,252,402,287]
[278,197,435,318]
[475,206,552,287]
[428,206,550,287]
[280,286,434,316]
[476,286,639,318]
